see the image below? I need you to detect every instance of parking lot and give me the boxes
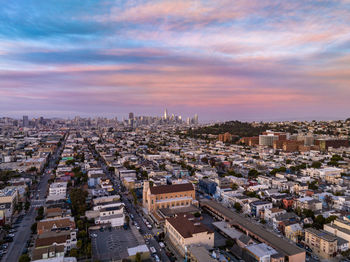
[91,227,143,261]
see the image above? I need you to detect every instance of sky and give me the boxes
[0,0,350,122]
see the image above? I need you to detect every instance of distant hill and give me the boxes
[187,121,269,138]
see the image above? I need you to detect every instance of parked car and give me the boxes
[159,242,165,249]
[153,254,160,262]
[150,246,156,254]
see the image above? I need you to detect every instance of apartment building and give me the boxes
[324,219,350,246]
[49,182,67,196]
[37,217,75,235]
[293,197,322,212]
[95,205,125,227]
[250,200,273,217]
[264,208,286,222]
[165,214,214,256]
[304,228,337,259]
[0,187,18,224]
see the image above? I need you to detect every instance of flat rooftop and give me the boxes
[200,199,305,257]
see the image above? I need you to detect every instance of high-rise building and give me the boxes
[129,112,134,120]
[23,115,29,127]
[164,108,168,120]
[193,114,199,125]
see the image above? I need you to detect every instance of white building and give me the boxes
[49,182,67,197]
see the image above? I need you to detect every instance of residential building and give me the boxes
[165,214,214,256]
[49,182,67,197]
[250,200,273,217]
[0,187,18,224]
[304,228,337,259]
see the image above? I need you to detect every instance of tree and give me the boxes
[38,206,44,216]
[308,181,318,190]
[77,239,83,249]
[313,215,326,229]
[69,248,78,258]
[70,188,88,217]
[324,195,333,208]
[66,159,75,166]
[135,252,142,262]
[77,220,84,230]
[302,209,314,218]
[233,202,242,212]
[194,212,201,218]
[36,206,44,220]
[131,189,138,206]
[248,169,259,178]
[331,154,343,162]
[231,183,239,190]
[19,254,30,262]
[201,157,208,164]
[311,161,322,169]
[244,191,258,198]
[28,166,38,173]
[25,201,30,211]
[31,222,37,234]
[325,215,337,224]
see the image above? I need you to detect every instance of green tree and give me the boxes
[135,252,142,262]
[77,220,84,230]
[77,239,83,249]
[302,209,314,218]
[66,159,75,166]
[194,212,201,218]
[308,181,318,190]
[325,215,337,224]
[248,169,259,178]
[31,222,37,234]
[231,183,239,190]
[233,202,242,212]
[313,215,325,229]
[311,161,322,168]
[70,188,88,217]
[25,201,30,211]
[19,254,30,262]
[28,166,38,173]
[69,248,79,258]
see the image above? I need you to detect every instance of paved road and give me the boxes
[90,142,170,262]
[2,133,67,262]
[122,195,170,262]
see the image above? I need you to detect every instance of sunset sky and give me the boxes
[1,0,349,121]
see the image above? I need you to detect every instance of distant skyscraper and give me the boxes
[23,115,29,127]
[129,112,134,120]
[164,108,168,120]
[194,114,199,125]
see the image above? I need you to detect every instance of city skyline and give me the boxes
[1,1,350,121]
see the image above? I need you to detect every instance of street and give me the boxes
[1,134,67,262]
[91,143,171,262]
